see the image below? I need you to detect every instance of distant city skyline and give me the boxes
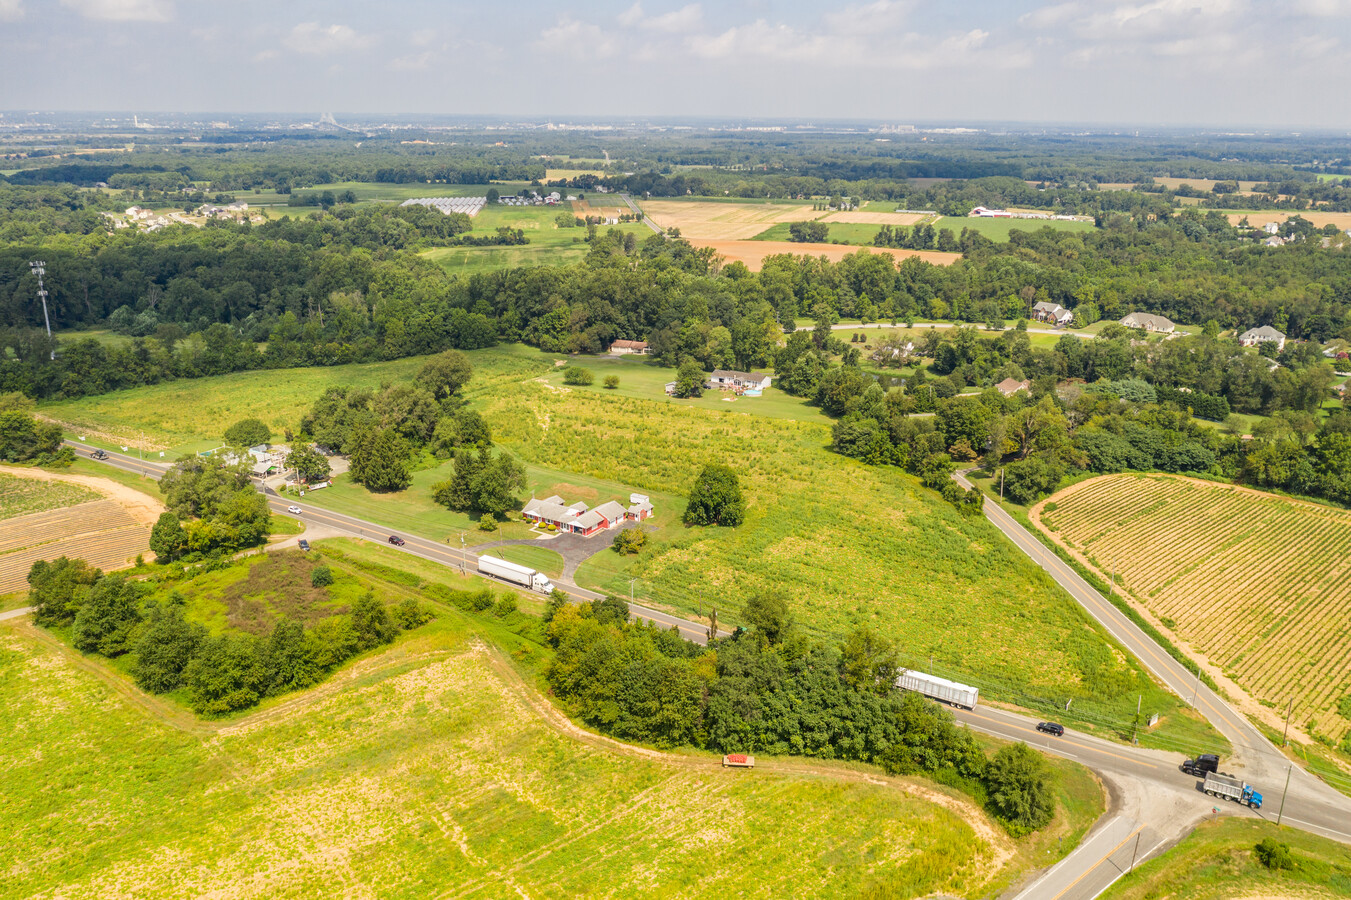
[2,0,1350,128]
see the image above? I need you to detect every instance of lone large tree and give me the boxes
[417,350,474,402]
[682,463,745,527]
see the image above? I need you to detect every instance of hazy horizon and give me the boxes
[3,0,1351,129]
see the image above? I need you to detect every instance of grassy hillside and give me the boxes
[0,541,1095,899]
[1100,817,1351,899]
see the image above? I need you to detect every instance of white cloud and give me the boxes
[288,22,373,55]
[0,0,23,22]
[618,3,645,27]
[539,17,619,57]
[1293,0,1351,13]
[60,0,172,22]
[823,0,914,36]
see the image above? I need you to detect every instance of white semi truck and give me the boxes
[477,555,555,593]
[895,670,979,709]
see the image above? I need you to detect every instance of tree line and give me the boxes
[544,592,1057,834]
[26,555,433,715]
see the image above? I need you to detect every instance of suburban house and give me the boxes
[1120,312,1176,334]
[1263,222,1280,235]
[1239,325,1287,351]
[522,493,653,536]
[609,339,650,355]
[995,378,1031,397]
[707,370,772,392]
[1032,301,1073,327]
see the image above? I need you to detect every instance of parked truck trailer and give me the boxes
[477,555,554,593]
[1203,772,1263,809]
[895,670,979,709]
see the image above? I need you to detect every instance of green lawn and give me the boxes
[1100,817,1351,899]
[55,329,134,349]
[0,544,1076,899]
[491,544,565,577]
[550,354,829,424]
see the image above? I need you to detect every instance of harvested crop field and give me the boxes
[641,200,821,240]
[571,199,627,220]
[0,500,150,593]
[820,210,929,226]
[704,240,960,270]
[1033,473,1351,743]
[1225,210,1351,230]
[0,465,161,593]
[0,612,1021,898]
[0,472,100,521]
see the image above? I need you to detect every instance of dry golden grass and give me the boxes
[1226,210,1351,230]
[820,210,928,226]
[704,240,960,271]
[642,200,822,240]
[571,199,627,220]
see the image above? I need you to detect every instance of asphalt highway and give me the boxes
[65,442,724,644]
[61,443,1351,897]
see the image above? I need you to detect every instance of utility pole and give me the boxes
[459,533,466,574]
[999,468,1004,501]
[1277,764,1292,825]
[1283,697,1293,747]
[1129,830,1141,872]
[1190,661,1201,708]
[1132,694,1141,746]
[29,261,54,359]
[629,577,637,603]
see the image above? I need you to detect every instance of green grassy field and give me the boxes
[938,215,1097,241]
[476,378,1208,746]
[551,354,828,423]
[0,472,100,520]
[750,222,894,245]
[491,544,566,577]
[37,345,551,454]
[54,328,135,349]
[1100,817,1351,899]
[245,181,527,210]
[422,204,652,275]
[0,541,1093,899]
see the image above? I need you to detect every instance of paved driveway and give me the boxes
[477,527,635,578]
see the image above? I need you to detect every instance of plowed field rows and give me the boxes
[0,500,149,593]
[1037,474,1351,741]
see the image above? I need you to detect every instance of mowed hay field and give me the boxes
[1226,210,1351,230]
[0,610,1020,899]
[820,210,930,226]
[1034,474,1351,743]
[704,240,960,271]
[642,199,821,240]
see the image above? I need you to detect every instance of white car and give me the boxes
[287,505,302,515]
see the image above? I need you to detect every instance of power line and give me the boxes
[28,260,54,359]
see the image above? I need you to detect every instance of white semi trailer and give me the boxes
[895,670,980,709]
[477,555,554,593]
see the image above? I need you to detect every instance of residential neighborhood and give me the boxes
[1031,300,1073,327]
[1239,325,1287,350]
[1120,312,1176,334]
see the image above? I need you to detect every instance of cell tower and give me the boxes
[29,260,54,359]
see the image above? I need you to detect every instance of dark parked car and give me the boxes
[1183,753,1220,776]
[91,449,108,460]
[297,539,310,552]
[388,535,406,546]
[1036,721,1065,737]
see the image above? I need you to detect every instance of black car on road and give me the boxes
[91,449,108,460]
[388,535,406,546]
[297,539,310,552]
[1036,721,1065,737]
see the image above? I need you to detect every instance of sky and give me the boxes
[2,0,1350,128]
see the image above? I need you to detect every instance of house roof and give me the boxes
[628,501,654,514]
[523,498,577,522]
[710,369,769,382]
[1121,312,1174,331]
[1032,301,1065,314]
[611,339,648,350]
[996,377,1030,395]
[593,500,626,521]
[574,510,605,529]
[1241,325,1286,342]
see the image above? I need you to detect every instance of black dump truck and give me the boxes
[1182,753,1220,777]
